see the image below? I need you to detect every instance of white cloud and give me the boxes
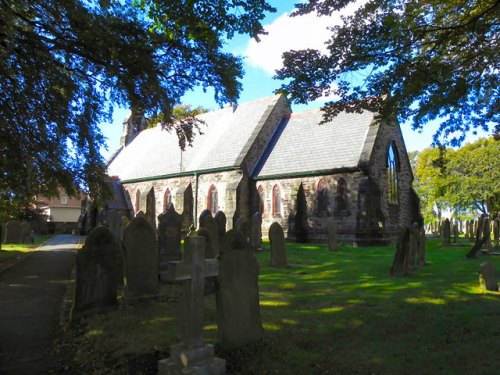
[244,1,365,75]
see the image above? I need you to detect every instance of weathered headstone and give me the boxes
[120,216,130,241]
[479,262,499,292]
[407,222,419,271]
[4,220,22,244]
[327,220,337,251]
[157,206,183,270]
[452,223,459,244]
[158,236,225,375]
[199,211,220,258]
[214,210,227,238]
[416,226,426,267]
[235,216,249,243]
[269,222,287,268]
[217,229,263,349]
[105,209,123,242]
[493,218,500,249]
[442,218,451,246]
[122,216,159,301]
[71,226,123,320]
[249,212,263,251]
[390,226,410,276]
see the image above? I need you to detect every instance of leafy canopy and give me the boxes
[414,137,500,220]
[0,0,274,215]
[276,0,499,144]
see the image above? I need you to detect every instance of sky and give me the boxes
[98,0,482,160]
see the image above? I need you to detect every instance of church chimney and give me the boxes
[120,108,146,147]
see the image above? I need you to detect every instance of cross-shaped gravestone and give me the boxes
[158,236,225,374]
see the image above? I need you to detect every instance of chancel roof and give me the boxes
[253,109,377,178]
[107,95,284,181]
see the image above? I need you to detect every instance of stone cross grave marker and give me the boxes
[158,236,225,374]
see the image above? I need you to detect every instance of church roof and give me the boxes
[253,109,377,178]
[107,95,284,181]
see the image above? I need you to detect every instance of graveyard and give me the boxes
[49,236,500,375]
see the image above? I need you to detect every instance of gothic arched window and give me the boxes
[317,179,329,216]
[135,189,141,213]
[387,142,400,204]
[336,178,348,212]
[272,184,281,217]
[163,189,172,212]
[257,185,265,215]
[207,185,218,215]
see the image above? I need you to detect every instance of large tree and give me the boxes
[276,0,499,144]
[0,0,274,214]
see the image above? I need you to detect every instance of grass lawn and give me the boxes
[0,235,53,266]
[65,238,500,375]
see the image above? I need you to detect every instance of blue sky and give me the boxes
[98,1,483,160]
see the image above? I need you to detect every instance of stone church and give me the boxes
[106,94,420,245]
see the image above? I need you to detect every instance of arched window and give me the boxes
[317,179,329,216]
[207,185,218,215]
[163,189,172,212]
[272,184,281,217]
[257,185,265,215]
[336,177,348,212]
[135,189,141,213]
[387,142,399,204]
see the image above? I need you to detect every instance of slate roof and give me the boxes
[107,95,283,181]
[253,108,377,178]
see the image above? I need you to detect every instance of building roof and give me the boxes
[253,108,377,178]
[107,95,284,181]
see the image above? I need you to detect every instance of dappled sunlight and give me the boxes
[405,297,446,305]
[203,324,217,332]
[262,322,282,331]
[281,318,298,325]
[86,329,104,337]
[318,306,345,314]
[260,300,290,307]
[141,316,174,325]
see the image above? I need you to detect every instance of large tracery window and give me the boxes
[317,179,329,216]
[207,185,218,215]
[387,142,399,204]
[272,184,281,217]
[257,185,265,215]
[163,189,172,212]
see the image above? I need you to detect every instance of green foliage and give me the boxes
[0,0,274,214]
[414,137,500,220]
[276,0,499,144]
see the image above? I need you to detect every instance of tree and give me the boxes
[445,137,500,216]
[414,137,500,221]
[0,0,274,216]
[276,0,499,144]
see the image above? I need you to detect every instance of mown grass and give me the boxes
[70,238,500,375]
[0,235,53,262]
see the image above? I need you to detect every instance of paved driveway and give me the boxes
[0,235,82,374]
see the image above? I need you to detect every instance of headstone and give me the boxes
[120,216,130,241]
[479,262,499,292]
[416,226,426,267]
[214,211,227,238]
[21,222,32,243]
[464,220,470,239]
[493,218,500,248]
[157,206,183,270]
[390,226,410,276]
[452,223,459,244]
[269,222,287,268]
[122,216,159,301]
[407,222,419,271]
[158,237,225,375]
[217,229,263,349]
[4,220,22,244]
[235,216,249,243]
[71,226,123,320]
[198,209,212,228]
[199,211,220,258]
[249,212,263,251]
[442,219,451,246]
[327,220,337,251]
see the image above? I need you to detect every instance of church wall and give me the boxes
[256,172,367,243]
[366,119,414,239]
